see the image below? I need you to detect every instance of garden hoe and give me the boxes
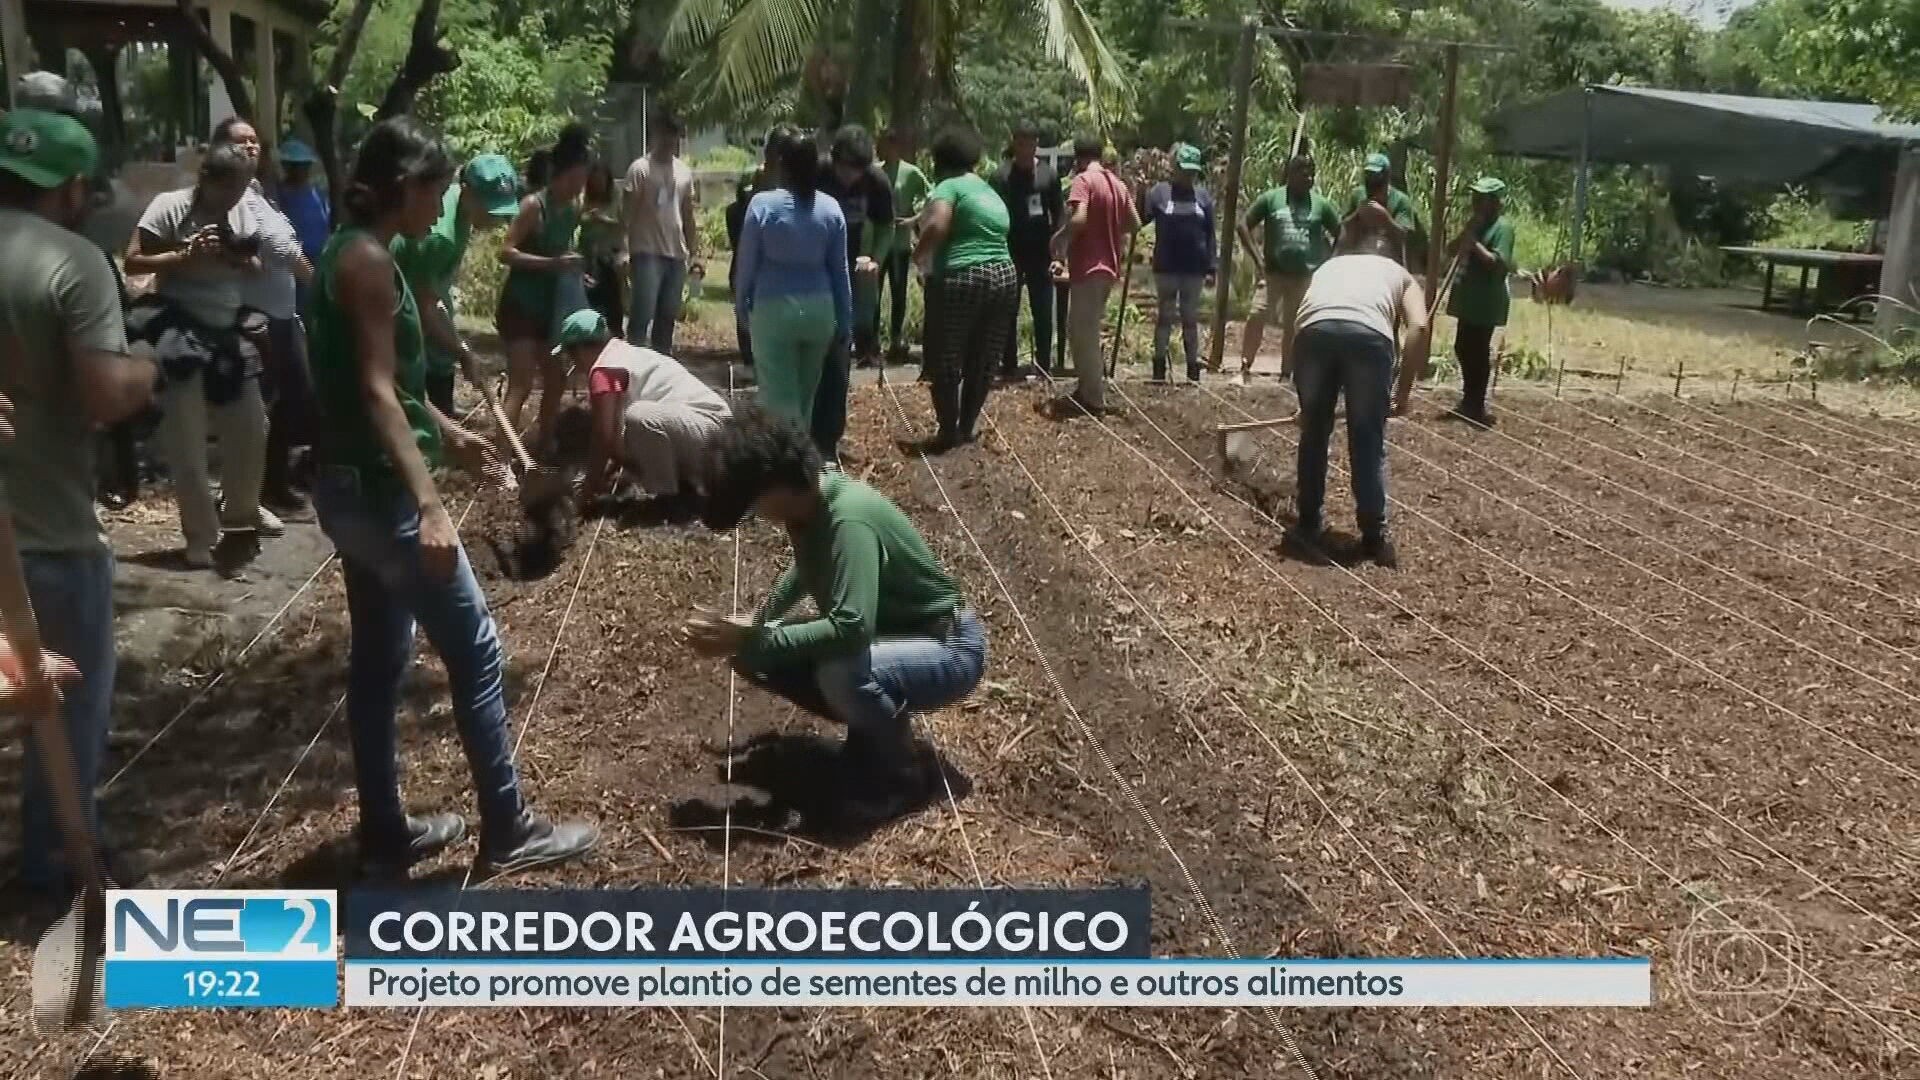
[480,382,568,514]
[2,510,110,1034]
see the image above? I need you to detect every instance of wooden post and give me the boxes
[1731,370,1741,402]
[1425,43,1461,291]
[1673,361,1683,398]
[1614,356,1626,394]
[1206,17,1258,374]
[1570,86,1591,265]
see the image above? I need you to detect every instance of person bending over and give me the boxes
[1284,231,1431,569]
[552,308,730,519]
[684,406,987,825]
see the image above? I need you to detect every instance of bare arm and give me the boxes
[124,226,207,276]
[74,346,157,428]
[681,175,701,265]
[1391,275,1432,414]
[912,199,953,271]
[411,279,481,388]
[1052,198,1089,260]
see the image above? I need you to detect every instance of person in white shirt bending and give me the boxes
[552,309,730,520]
[1284,231,1431,569]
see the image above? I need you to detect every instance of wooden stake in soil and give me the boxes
[1731,369,1741,402]
[1673,361,1684,399]
[1614,356,1626,394]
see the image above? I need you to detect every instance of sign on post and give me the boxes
[1299,63,1413,108]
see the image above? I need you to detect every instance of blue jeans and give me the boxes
[737,610,987,772]
[18,548,116,891]
[1153,272,1206,379]
[1293,319,1394,536]
[630,252,688,354]
[311,468,523,845]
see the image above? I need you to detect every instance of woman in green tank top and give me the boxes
[498,123,592,456]
[306,116,598,877]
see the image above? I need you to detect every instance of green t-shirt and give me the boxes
[0,209,130,553]
[308,229,440,488]
[887,160,932,256]
[501,192,579,319]
[1448,215,1517,328]
[1246,187,1340,276]
[1345,185,1419,234]
[392,186,468,371]
[392,185,469,300]
[741,471,965,668]
[929,173,1011,275]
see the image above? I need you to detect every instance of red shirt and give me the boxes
[1067,166,1129,283]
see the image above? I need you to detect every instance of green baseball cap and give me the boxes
[1363,152,1391,174]
[0,109,98,190]
[462,154,521,217]
[552,308,611,356]
[1174,144,1205,173]
[1470,175,1507,195]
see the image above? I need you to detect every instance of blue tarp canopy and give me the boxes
[1487,85,1920,201]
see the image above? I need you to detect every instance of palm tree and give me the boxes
[663,0,1129,144]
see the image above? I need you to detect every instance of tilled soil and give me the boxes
[4,367,1917,1078]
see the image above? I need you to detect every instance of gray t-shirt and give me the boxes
[0,209,132,553]
[137,187,259,328]
[1296,253,1414,344]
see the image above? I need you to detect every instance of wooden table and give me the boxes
[1720,246,1883,316]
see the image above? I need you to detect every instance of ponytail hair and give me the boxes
[767,124,817,199]
[342,116,455,226]
[551,121,592,173]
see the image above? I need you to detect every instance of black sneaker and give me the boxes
[479,812,598,876]
[212,529,260,578]
[1282,523,1328,563]
[1361,534,1400,569]
[360,813,467,877]
[260,486,308,514]
[1447,405,1496,428]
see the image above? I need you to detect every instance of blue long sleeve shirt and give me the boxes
[1142,181,1217,276]
[736,189,853,339]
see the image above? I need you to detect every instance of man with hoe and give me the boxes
[391,154,522,415]
[1238,154,1340,384]
[1443,176,1516,427]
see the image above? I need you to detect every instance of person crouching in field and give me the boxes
[1284,231,1431,569]
[551,308,730,521]
[683,406,987,826]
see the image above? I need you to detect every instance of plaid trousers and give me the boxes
[924,259,1020,436]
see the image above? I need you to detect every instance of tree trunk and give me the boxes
[887,0,931,155]
[175,0,254,123]
[375,0,459,121]
[303,0,379,221]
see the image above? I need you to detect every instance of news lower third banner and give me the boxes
[99,888,1652,1009]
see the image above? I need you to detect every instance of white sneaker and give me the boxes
[256,505,285,537]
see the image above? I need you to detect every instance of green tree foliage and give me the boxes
[1709,0,1920,117]
[313,0,611,163]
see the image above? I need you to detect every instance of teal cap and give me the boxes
[0,109,97,189]
[462,154,521,217]
[278,138,318,164]
[1470,175,1507,195]
[552,308,611,356]
[1363,152,1391,173]
[1174,143,1205,173]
